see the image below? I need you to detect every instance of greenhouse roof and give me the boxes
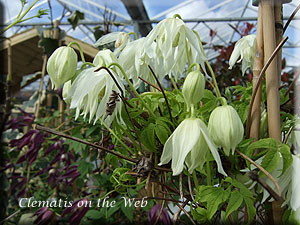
[1,0,300,68]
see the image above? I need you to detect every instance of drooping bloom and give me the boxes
[47,46,78,89]
[33,207,55,225]
[118,37,155,88]
[93,49,119,67]
[229,34,256,75]
[159,118,227,176]
[149,204,172,225]
[208,105,244,156]
[94,32,131,56]
[67,51,124,126]
[145,17,207,80]
[182,70,205,110]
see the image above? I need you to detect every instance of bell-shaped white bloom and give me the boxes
[159,118,227,176]
[146,17,207,80]
[94,32,131,56]
[208,105,244,155]
[182,70,205,110]
[93,49,118,67]
[67,67,124,126]
[119,37,156,88]
[46,46,78,89]
[229,34,256,75]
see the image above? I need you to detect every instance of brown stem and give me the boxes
[284,70,300,97]
[245,36,288,138]
[283,3,300,34]
[249,170,282,201]
[138,76,161,91]
[148,65,174,124]
[236,150,281,197]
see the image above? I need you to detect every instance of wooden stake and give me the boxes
[250,2,264,141]
[274,2,283,85]
[34,55,47,120]
[262,0,281,141]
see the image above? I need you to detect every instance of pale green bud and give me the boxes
[46,46,78,89]
[182,70,205,110]
[208,105,244,156]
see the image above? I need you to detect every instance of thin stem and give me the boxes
[148,65,174,123]
[283,3,300,34]
[179,173,184,201]
[245,37,288,138]
[190,104,195,118]
[193,30,221,98]
[36,124,136,163]
[187,175,195,201]
[128,31,138,40]
[169,76,179,91]
[98,117,132,153]
[192,171,199,189]
[107,62,156,118]
[206,160,212,185]
[188,63,200,73]
[16,2,25,19]
[236,150,281,197]
[67,42,86,63]
[1,0,40,35]
[173,14,183,20]
[80,62,95,70]
[138,76,161,91]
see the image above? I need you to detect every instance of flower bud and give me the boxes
[47,46,78,89]
[208,105,244,156]
[182,70,205,110]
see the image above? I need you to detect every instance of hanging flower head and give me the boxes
[145,16,207,80]
[47,46,78,89]
[208,104,244,156]
[159,118,227,176]
[229,34,256,75]
[94,32,131,56]
[118,37,155,88]
[67,50,124,126]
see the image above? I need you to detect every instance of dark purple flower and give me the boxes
[33,207,55,225]
[6,108,34,131]
[149,204,172,225]
[61,199,90,225]
[11,130,46,165]
[44,139,64,156]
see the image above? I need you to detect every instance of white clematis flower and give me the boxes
[119,37,156,88]
[159,118,227,176]
[208,105,244,156]
[291,154,300,211]
[94,32,131,56]
[229,34,256,75]
[67,67,124,126]
[93,49,118,67]
[145,17,207,80]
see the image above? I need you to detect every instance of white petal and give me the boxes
[94,32,123,47]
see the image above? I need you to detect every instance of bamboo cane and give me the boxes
[261,0,281,141]
[274,2,283,85]
[250,2,264,141]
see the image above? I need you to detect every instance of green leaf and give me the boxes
[244,197,256,224]
[68,10,85,30]
[86,126,98,136]
[206,188,228,220]
[191,207,208,223]
[106,202,120,218]
[231,180,253,198]
[155,119,171,144]
[225,190,244,219]
[85,209,103,220]
[140,123,156,151]
[260,149,280,176]
[77,161,94,177]
[121,203,134,221]
[279,144,293,176]
[245,138,278,157]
